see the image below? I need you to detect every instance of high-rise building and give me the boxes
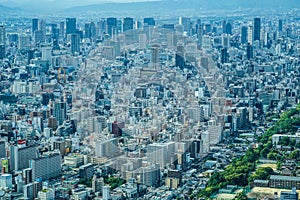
[85,23,91,39]
[247,26,253,45]
[241,26,248,44]
[0,141,6,158]
[0,44,5,59]
[221,48,229,64]
[92,175,104,193]
[66,18,77,35]
[70,33,80,55]
[138,164,160,187]
[32,18,39,34]
[147,142,175,168]
[175,43,185,70]
[0,25,6,45]
[95,138,118,158]
[143,18,155,26]
[23,168,33,184]
[278,19,283,32]
[179,17,191,34]
[139,34,147,49]
[225,22,232,35]
[254,18,261,41]
[34,30,45,44]
[123,17,134,32]
[106,17,117,36]
[208,119,223,145]
[41,46,52,63]
[30,153,62,180]
[102,186,111,200]
[18,34,31,50]
[151,45,160,70]
[10,145,38,171]
[53,101,67,126]
[79,163,94,181]
[246,43,254,60]
[60,21,65,37]
[0,174,12,189]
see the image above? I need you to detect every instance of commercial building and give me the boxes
[30,153,62,180]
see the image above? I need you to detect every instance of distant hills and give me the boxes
[0,0,299,16]
[62,0,300,16]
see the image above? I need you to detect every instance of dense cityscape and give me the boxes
[0,1,300,200]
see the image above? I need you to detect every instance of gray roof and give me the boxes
[270,175,300,182]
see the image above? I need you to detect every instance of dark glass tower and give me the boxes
[241,26,248,44]
[32,18,39,34]
[144,18,155,26]
[254,18,261,41]
[123,17,134,32]
[66,18,77,35]
[106,17,117,36]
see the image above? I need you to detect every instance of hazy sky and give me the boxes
[0,0,155,12]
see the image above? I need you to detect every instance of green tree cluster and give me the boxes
[198,105,300,198]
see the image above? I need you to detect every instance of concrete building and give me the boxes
[30,153,62,180]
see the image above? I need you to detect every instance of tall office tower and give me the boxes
[41,46,52,63]
[151,45,160,70]
[90,22,97,38]
[246,43,254,60]
[139,34,147,49]
[221,48,229,64]
[106,17,117,36]
[85,23,91,39]
[66,18,77,35]
[278,19,283,32]
[30,153,62,180]
[53,101,67,126]
[32,18,39,34]
[241,26,248,44]
[247,26,253,45]
[34,30,44,44]
[0,25,5,45]
[254,18,261,41]
[19,34,31,50]
[179,17,191,34]
[0,141,5,158]
[222,34,230,48]
[98,19,106,36]
[38,20,46,33]
[71,33,80,55]
[225,22,232,35]
[10,145,38,171]
[23,168,33,184]
[222,20,227,33]
[0,44,5,59]
[60,21,65,37]
[175,43,185,70]
[123,17,134,32]
[197,24,203,47]
[144,17,155,26]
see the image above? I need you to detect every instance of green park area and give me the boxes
[198,104,300,199]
